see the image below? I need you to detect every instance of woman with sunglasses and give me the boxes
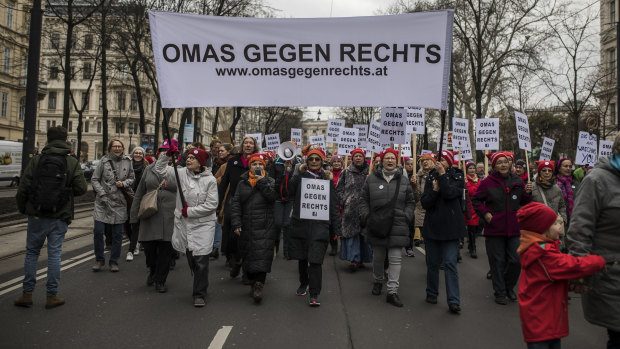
[288,145,340,307]
[530,161,567,227]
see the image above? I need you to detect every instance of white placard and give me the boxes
[406,107,425,136]
[436,131,452,151]
[475,118,499,150]
[353,124,368,149]
[539,137,555,161]
[380,107,407,144]
[575,131,598,166]
[265,133,280,151]
[183,124,194,143]
[149,11,454,109]
[367,120,385,153]
[452,117,469,149]
[327,119,345,143]
[421,149,433,155]
[397,143,412,157]
[245,133,262,152]
[514,111,531,152]
[599,140,614,159]
[338,127,359,155]
[454,135,473,161]
[300,178,330,221]
[309,135,326,149]
[290,128,302,144]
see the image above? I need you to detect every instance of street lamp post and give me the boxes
[94,139,98,160]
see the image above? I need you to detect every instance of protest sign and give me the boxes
[398,143,412,157]
[291,128,302,144]
[265,133,280,151]
[338,128,359,155]
[310,135,326,149]
[327,119,345,143]
[380,107,407,144]
[599,140,614,159]
[245,133,262,152]
[575,131,597,166]
[539,137,555,161]
[300,178,330,221]
[353,124,368,149]
[367,120,385,153]
[454,137,473,161]
[452,117,469,149]
[406,107,425,136]
[421,149,433,155]
[514,111,532,151]
[475,118,499,150]
[217,130,232,143]
[183,124,194,143]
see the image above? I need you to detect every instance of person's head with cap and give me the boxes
[186,148,209,172]
[418,153,436,171]
[330,153,343,170]
[487,151,511,177]
[350,148,366,167]
[517,202,562,240]
[466,161,477,178]
[515,159,527,177]
[47,126,68,143]
[248,153,267,182]
[380,148,399,171]
[438,150,457,169]
[303,145,326,172]
[536,160,555,182]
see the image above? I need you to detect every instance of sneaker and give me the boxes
[109,263,120,272]
[507,289,518,301]
[371,282,382,296]
[193,297,206,307]
[45,295,65,309]
[470,249,478,259]
[230,263,241,279]
[449,303,461,314]
[329,246,337,256]
[348,263,357,272]
[405,248,414,257]
[134,243,140,255]
[309,295,320,307]
[155,283,167,293]
[495,296,508,305]
[92,260,105,272]
[296,284,308,296]
[386,293,403,307]
[414,239,421,247]
[425,294,438,304]
[457,253,462,263]
[486,270,492,279]
[126,252,134,262]
[14,292,33,307]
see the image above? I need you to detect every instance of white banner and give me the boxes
[300,178,330,221]
[539,137,555,161]
[353,124,368,149]
[265,133,280,151]
[380,107,407,144]
[599,140,614,159]
[327,119,345,143]
[309,135,326,149]
[245,133,262,152]
[575,131,597,166]
[514,111,531,152]
[290,128,302,144]
[397,143,412,157]
[338,127,359,155]
[149,11,454,109]
[475,118,499,150]
[452,117,469,149]
[367,120,385,153]
[406,107,425,136]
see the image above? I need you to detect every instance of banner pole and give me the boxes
[162,108,187,207]
[369,152,376,174]
[397,144,402,166]
[484,150,489,176]
[525,150,531,183]
[412,134,417,164]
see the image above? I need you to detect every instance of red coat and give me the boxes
[518,239,605,343]
[464,175,480,226]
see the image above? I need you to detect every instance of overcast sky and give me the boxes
[266,0,389,18]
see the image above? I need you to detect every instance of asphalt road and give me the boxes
[0,229,608,349]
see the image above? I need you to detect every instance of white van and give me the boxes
[0,140,23,185]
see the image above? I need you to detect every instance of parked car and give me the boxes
[0,140,23,186]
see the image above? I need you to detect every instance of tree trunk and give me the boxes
[212,106,220,136]
[229,107,243,141]
[101,7,108,152]
[129,60,145,134]
[62,20,74,128]
[193,108,200,143]
[77,110,83,161]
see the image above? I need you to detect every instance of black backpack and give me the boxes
[28,154,73,215]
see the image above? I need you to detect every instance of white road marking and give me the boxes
[415,246,426,255]
[208,326,233,349]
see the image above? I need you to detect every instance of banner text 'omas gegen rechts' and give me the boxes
[149,10,454,109]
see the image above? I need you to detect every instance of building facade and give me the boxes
[600,0,620,140]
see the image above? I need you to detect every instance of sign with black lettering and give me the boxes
[310,135,326,149]
[421,149,433,155]
[338,128,359,155]
[300,178,330,221]
[353,124,368,149]
[406,107,425,136]
[452,117,469,149]
[539,137,555,161]
[380,107,407,144]
[475,118,499,150]
[367,120,386,153]
[455,138,473,161]
[265,133,280,151]
[291,128,302,144]
[327,119,345,143]
[575,131,597,166]
[398,143,412,157]
[599,140,614,159]
[514,111,531,152]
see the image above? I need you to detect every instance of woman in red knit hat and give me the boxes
[530,161,567,228]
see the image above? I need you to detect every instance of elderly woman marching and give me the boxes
[531,161,567,224]
[412,153,436,248]
[91,139,135,272]
[231,153,278,304]
[155,144,218,307]
[360,148,415,308]
[288,145,340,307]
[336,148,372,271]
[421,151,466,314]
[129,142,178,293]
[125,146,149,262]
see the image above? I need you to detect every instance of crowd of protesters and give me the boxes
[12,127,620,348]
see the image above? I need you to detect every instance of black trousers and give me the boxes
[298,260,322,296]
[609,329,620,349]
[186,250,209,299]
[142,241,173,284]
[485,236,520,298]
[247,272,267,284]
[466,225,477,252]
[124,222,140,252]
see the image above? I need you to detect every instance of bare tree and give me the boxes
[70,47,101,161]
[334,107,381,126]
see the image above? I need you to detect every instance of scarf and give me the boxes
[536,175,554,188]
[216,155,231,166]
[248,169,264,188]
[556,175,574,220]
[109,153,123,162]
[611,154,620,172]
[520,173,528,183]
[517,230,555,255]
[240,154,249,168]
[382,168,398,183]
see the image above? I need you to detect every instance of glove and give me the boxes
[182,203,188,217]
[298,164,307,173]
[166,145,179,157]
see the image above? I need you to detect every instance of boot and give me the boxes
[329,244,337,256]
[252,282,264,304]
[45,295,65,309]
[14,292,33,307]
[468,230,478,259]
[91,260,105,272]
[210,248,219,260]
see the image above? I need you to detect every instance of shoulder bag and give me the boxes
[138,179,165,219]
[367,174,402,238]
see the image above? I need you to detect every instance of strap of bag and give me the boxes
[537,184,549,207]
[386,174,402,211]
[107,158,121,182]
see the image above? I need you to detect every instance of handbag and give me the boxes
[108,159,135,209]
[367,174,402,238]
[138,180,165,219]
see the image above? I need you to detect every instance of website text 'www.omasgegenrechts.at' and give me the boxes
[214,65,389,79]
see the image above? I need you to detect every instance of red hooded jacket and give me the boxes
[518,236,605,343]
[465,175,480,226]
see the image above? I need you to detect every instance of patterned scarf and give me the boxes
[556,175,574,220]
[248,169,264,188]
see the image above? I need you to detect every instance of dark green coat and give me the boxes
[16,140,88,224]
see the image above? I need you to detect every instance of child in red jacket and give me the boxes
[516,202,605,349]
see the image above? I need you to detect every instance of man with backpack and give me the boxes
[14,126,88,309]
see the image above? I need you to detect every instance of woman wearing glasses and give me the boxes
[530,161,567,225]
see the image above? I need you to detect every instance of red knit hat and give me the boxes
[189,148,209,166]
[418,153,437,164]
[517,202,558,235]
[536,160,555,174]
[350,148,366,158]
[486,152,509,168]
[505,152,515,162]
[438,150,457,167]
[302,144,326,161]
[248,153,267,167]
[380,148,399,161]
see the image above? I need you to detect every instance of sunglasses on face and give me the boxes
[308,157,322,162]
[187,155,197,160]
[541,169,553,173]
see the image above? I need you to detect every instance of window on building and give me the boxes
[85,121,89,133]
[116,122,125,134]
[71,34,77,49]
[51,33,60,49]
[70,63,75,80]
[21,55,27,86]
[1,92,8,118]
[3,47,11,74]
[612,103,617,127]
[68,121,73,132]
[19,96,25,121]
[612,1,616,25]
[83,62,91,79]
[50,61,58,79]
[610,48,616,79]
[48,91,57,110]
[84,34,93,50]
[117,92,125,110]
[129,122,134,134]
[99,92,103,110]
[6,5,13,30]
[46,120,51,129]
[97,121,102,133]
[81,91,89,109]
[119,64,127,80]
[130,93,137,111]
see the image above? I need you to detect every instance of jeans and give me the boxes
[214,222,222,248]
[23,217,68,295]
[274,201,293,255]
[94,221,123,265]
[372,247,402,294]
[485,236,521,298]
[425,238,460,305]
[526,338,561,349]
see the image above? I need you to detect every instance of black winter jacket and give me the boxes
[420,167,467,240]
[269,161,294,202]
[231,172,277,274]
[218,154,251,209]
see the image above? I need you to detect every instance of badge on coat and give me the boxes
[512,195,517,200]
[234,161,238,165]
[379,185,384,189]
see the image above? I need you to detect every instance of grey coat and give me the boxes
[336,163,369,238]
[567,157,620,332]
[129,163,177,242]
[531,179,567,224]
[360,167,415,248]
[413,169,431,227]
[92,154,135,224]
